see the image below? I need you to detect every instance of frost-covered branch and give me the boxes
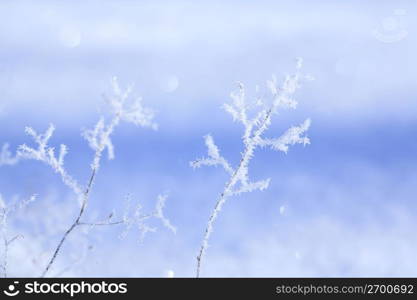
[192,59,311,277]
[38,77,162,277]
[190,135,234,175]
[77,194,176,238]
[107,77,158,130]
[255,118,311,153]
[0,77,169,277]
[118,193,176,241]
[17,125,82,197]
[83,77,157,172]
[154,194,177,234]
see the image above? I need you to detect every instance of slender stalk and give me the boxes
[40,115,121,277]
[196,109,273,277]
[40,168,96,277]
[77,220,124,226]
[13,78,158,277]
[196,163,241,277]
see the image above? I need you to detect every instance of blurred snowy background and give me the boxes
[1,0,417,277]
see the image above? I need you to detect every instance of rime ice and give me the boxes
[191,59,311,277]
[2,77,173,277]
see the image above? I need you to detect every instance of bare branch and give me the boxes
[38,77,161,277]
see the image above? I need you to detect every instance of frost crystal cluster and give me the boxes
[191,59,311,277]
[0,77,174,277]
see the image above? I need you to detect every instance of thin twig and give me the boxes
[196,109,273,277]
[40,167,97,277]
[19,78,158,277]
[77,220,124,226]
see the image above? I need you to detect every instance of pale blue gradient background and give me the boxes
[1,0,417,277]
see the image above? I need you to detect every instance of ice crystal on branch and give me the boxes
[107,77,158,130]
[82,117,115,161]
[17,125,82,196]
[1,77,171,277]
[190,135,233,175]
[192,59,311,277]
[256,118,311,153]
[82,77,157,171]
[118,194,176,241]
[154,194,177,234]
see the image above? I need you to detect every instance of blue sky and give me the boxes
[1,0,417,277]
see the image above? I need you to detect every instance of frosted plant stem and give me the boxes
[196,148,254,278]
[40,167,96,278]
[41,116,120,277]
[196,111,272,277]
[77,220,124,226]
[10,77,162,277]
[196,189,225,277]
[195,149,254,277]
[193,61,310,277]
